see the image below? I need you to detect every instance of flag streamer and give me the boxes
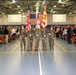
[42,6,47,28]
[25,5,31,32]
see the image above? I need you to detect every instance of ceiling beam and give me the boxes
[0,4,15,14]
[47,6,75,12]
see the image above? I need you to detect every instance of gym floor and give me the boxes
[0,38,76,75]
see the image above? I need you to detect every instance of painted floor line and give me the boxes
[10,44,19,53]
[1,51,76,54]
[67,51,76,52]
[0,51,54,54]
[38,50,43,75]
[55,42,67,52]
[55,42,76,52]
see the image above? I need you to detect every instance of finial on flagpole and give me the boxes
[35,2,40,19]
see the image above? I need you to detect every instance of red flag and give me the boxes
[42,6,47,28]
[25,5,31,32]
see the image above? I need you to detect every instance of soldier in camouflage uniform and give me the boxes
[48,26,55,51]
[34,28,40,51]
[27,28,33,51]
[48,28,52,51]
[51,26,55,51]
[20,25,26,51]
[41,28,48,51]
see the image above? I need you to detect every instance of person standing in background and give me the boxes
[55,26,60,38]
[16,26,20,37]
[0,25,4,35]
[67,24,72,44]
[10,26,16,39]
[62,27,67,40]
[4,26,9,44]
[73,26,76,36]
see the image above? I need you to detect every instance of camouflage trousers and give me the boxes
[51,38,54,50]
[42,38,47,50]
[49,38,52,50]
[27,38,33,51]
[20,37,26,51]
[35,38,40,51]
[49,38,54,51]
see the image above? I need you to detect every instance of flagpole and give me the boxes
[36,3,39,19]
[35,2,40,29]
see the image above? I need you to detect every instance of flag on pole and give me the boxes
[25,5,31,32]
[42,6,47,28]
[35,3,40,29]
[30,14,37,24]
[36,13,40,29]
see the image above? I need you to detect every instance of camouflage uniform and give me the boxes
[51,29,55,51]
[48,29,52,50]
[48,29,55,51]
[41,28,48,51]
[20,29,26,51]
[34,29,40,51]
[27,29,33,51]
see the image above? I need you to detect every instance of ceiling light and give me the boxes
[51,9,53,12]
[12,0,15,3]
[19,11,21,13]
[69,12,72,14]
[42,1,45,5]
[4,15,6,17]
[54,5,56,8]
[22,13,24,14]
[18,5,20,8]
[58,0,62,3]
[37,2,39,5]
[53,11,56,13]
[21,9,23,11]
[35,3,40,8]
[2,13,5,15]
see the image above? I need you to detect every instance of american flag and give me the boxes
[30,13,42,25]
[30,14,37,24]
[25,5,31,32]
[42,6,47,28]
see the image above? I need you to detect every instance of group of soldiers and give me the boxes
[20,25,55,51]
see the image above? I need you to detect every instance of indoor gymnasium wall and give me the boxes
[0,14,76,25]
[47,14,75,24]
